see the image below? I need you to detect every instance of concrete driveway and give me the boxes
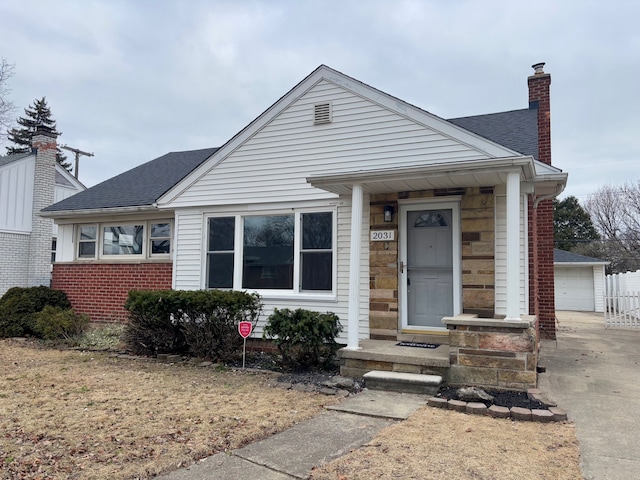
[538,311,640,480]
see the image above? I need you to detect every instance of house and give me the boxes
[554,249,608,313]
[0,126,85,296]
[43,64,567,389]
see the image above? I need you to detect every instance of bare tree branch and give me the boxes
[0,58,17,142]
[585,183,640,273]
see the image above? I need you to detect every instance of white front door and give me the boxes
[400,202,461,330]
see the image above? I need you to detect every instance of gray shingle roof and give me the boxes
[448,109,539,160]
[554,249,608,264]
[43,147,218,212]
[42,82,539,214]
[0,152,33,167]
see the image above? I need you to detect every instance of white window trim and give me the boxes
[75,220,173,260]
[204,208,337,300]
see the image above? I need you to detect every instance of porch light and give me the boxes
[383,205,394,222]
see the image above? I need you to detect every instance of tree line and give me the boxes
[554,187,640,274]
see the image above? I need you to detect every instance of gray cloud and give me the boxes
[1,0,638,201]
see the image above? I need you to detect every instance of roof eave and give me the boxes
[41,204,161,219]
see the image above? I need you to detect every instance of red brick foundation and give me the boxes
[52,262,173,323]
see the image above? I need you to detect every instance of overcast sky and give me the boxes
[1,0,638,202]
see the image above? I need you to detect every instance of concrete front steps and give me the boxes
[338,339,450,380]
[364,370,442,395]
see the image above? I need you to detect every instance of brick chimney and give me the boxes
[528,62,552,165]
[28,125,58,287]
[527,63,556,339]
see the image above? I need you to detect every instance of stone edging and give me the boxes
[426,388,567,423]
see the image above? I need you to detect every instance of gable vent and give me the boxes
[314,103,332,125]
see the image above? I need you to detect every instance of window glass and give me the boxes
[414,211,448,228]
[150,222,171,254]
[103,225,143,255]
[51,238,57,263]
[243,215,294,289]
[78,226,97,258]
[207,217,235,288]
[301,212,333,290]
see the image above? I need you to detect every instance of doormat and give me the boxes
[396,341,440,349]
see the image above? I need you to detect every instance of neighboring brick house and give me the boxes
[0,126,85,296]
[44,64,567,387]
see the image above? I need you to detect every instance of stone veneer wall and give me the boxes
[368,187,496,340]
[445,315,538,390]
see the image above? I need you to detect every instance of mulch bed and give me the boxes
[436,386,546,409]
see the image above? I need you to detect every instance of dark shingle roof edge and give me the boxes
[43,147,218,212]
[554,249,609,264]
[0,152,34,167]
[448,109,539,160]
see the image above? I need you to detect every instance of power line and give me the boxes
[60,144,94,180]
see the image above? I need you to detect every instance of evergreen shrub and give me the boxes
[0,286,71,337]
[263,308,343,370]
[34,306,89,340]
[124,290,262,362]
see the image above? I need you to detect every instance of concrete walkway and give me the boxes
[538,311,640,480]
[157,390,427,479]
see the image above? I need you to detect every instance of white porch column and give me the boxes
[505,170,522,320]
[346,183,363,350]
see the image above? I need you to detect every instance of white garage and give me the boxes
[554,249,609,312]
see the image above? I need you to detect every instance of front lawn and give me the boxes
[0,339,338,479]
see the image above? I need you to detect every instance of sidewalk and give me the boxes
[156,390,427,479]
[538,311,640,480]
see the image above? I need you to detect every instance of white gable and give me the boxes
[160,66,521,209]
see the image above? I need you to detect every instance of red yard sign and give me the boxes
[238,321,253,339]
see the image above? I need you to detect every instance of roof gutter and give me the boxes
[308,156,536,187]
[40,204,160,219]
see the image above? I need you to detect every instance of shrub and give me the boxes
[0,286,71,337]
[176,290,262,362]
[123,290,188,356]
[34,306,89,340]
[263,308,343,370]
[123,290,262,362]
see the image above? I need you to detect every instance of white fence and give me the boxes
[605,270,640,328]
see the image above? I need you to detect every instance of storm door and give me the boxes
[400,203,460,330]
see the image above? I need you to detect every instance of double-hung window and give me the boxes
[206,211,334,294]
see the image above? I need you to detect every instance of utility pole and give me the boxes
[60,144,94,180]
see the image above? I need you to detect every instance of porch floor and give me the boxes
[339,339,450,380]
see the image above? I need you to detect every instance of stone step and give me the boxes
[363,370,442,395]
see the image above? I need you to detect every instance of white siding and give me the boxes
[53,179,85,236]
[55,224,76,262]
[494,194,528,316]
[0,156,35,233]
[168,80,491,209]
[173,196,370,343]
[173,209,205,290]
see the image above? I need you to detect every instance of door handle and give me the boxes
[400,261,405,273]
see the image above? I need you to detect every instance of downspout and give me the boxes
[533,182,564,208]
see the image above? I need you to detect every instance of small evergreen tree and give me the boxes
[553,196,600,252]
[6,97,71,171]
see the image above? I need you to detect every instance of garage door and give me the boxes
[555,267,594,311]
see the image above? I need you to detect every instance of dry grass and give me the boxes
[0,339,338,479]
[0,339,583,480]
[310,406,582,480]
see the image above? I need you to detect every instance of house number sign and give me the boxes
[371,230,395,241]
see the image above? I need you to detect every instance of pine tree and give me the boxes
[553,196,600,252]
[6,97,71,171]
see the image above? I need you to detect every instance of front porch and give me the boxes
[340,314,539,390]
